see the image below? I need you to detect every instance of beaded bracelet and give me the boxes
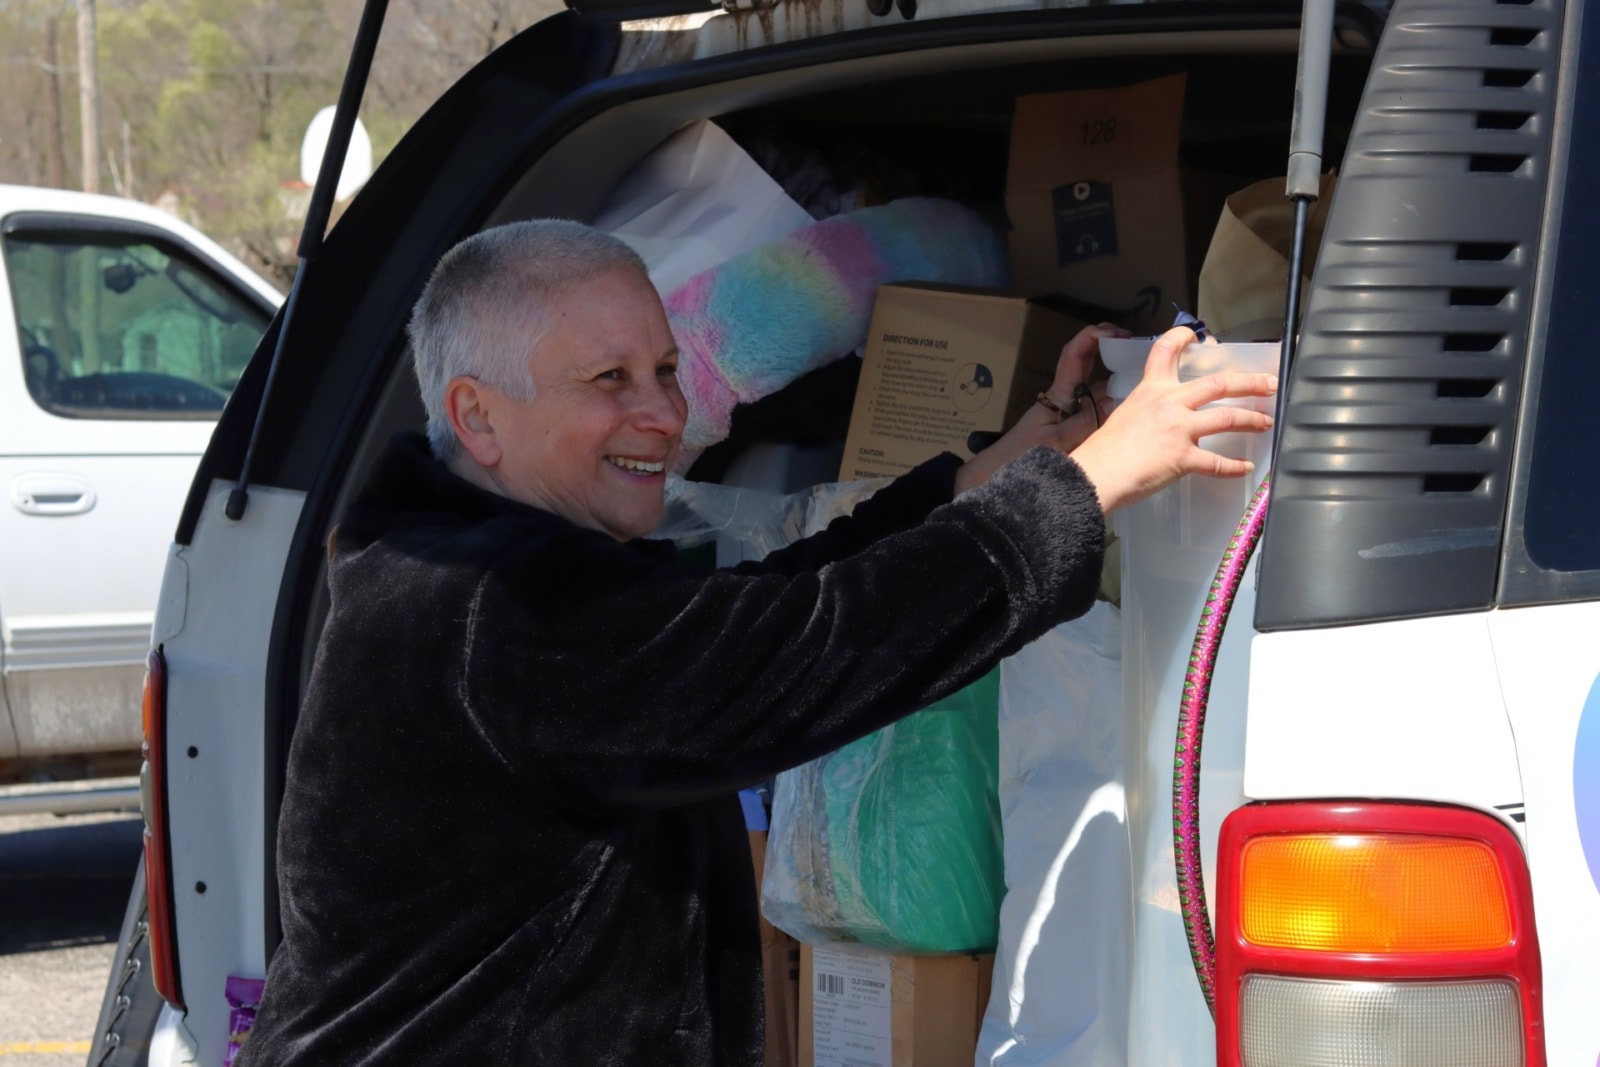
[1036,384,1101,427]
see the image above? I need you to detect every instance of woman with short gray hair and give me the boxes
[239,218,1275,1066]
[408,220,647,459]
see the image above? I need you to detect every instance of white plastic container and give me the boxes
[1101,336,1278,1057]
[1100,338,1278,546]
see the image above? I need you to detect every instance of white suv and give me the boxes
[0,185,280,809]
[95,0,1600,1063]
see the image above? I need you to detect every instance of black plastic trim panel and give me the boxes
[1256,0,1564,629]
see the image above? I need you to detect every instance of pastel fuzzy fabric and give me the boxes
[664,198,1007,466]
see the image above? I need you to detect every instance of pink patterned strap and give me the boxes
[1172,474,1272,1015]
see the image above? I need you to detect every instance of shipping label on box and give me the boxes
[800,944,995,1067]
[839,284,1086,481]
[1005,74,1189,335]
[809,945,894,1067]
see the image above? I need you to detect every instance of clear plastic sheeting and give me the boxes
[976,603,1131,1067]
[762,669,1006,953]
[1239,976,1525,1067]
[652,474,891,556]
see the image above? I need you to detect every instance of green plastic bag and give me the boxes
[761,668,1004,953]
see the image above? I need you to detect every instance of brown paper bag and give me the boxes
[1197,173,1337,341]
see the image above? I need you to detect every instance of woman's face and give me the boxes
[485,267,686,540]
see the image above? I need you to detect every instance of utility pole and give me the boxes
[76,0,101,194]
[45,18,66,188]
[121,120,134,199]
[76,0,103,377]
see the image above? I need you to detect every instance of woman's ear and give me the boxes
[445,376,503,468]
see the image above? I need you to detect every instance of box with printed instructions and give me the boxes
[839,283,1086,481]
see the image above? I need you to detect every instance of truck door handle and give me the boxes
[10,474,97,516]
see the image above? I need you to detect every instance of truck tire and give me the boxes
[87,856,164,1067]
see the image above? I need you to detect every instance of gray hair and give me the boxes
[407,219,648,459]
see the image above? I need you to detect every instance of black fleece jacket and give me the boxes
[239,432,1105,1066]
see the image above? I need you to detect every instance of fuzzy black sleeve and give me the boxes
[464,445,1105,809]
[732,452,963,575]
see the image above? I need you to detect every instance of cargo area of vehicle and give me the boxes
[338,25,1376,508]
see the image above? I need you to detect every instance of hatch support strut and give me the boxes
[226,0,391,521]
[1275,0,1335,433]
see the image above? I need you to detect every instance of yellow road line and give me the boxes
[0,1041,92,1056]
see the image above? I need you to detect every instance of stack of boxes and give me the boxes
[759,74,1197,1067]
[839,74,1192,480]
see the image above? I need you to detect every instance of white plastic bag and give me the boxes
[591,120,815,296]
[977,603,1131,1067]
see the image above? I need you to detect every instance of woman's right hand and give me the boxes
[1066,326,1278,515]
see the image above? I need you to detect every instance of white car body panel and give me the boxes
[0,452,210,754]
[158,481,303,1067]
[1245,614,1524,815]
[1487,602,1600,1067]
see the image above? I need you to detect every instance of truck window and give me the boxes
[3,230,269,420]
[1521,29,1599,574]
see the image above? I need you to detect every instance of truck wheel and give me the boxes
[88,856,164,1066]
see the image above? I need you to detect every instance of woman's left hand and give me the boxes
[953,322,1127,494]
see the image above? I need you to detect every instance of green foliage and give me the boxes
[0,0,549,283]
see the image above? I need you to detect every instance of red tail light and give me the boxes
[1216,802,1543,1067]
[141,647,185,1009]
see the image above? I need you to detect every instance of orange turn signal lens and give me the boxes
[1240,833,1512,953]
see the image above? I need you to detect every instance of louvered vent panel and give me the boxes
[1256,0,1562,628]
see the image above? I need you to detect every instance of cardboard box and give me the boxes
[1005,74,1189,335]
[752,829,801,1067]
[798,943,994,1067]
[766,938,803,1067]
[838,283,1086,481]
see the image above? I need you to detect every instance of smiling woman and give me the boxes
[441,260,686,541]
[233,217,1273,1066]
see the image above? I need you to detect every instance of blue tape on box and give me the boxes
[739,788,769,831]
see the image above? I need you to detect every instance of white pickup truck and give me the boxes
[0,185,280,813]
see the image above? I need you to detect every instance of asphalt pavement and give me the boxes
[0,811,143,1066]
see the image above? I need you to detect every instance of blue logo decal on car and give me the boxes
[1576,672,1600,896]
